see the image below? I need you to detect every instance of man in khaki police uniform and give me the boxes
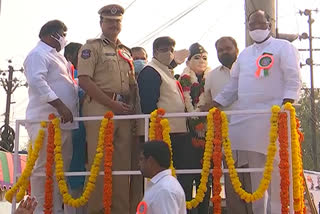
[77,4,137,214]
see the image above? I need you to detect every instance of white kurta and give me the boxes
[205,65,231,100]
[215,37,301,155]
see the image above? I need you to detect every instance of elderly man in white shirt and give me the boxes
[208,10,301,214]
[137,141,186,214]
[24,20,78,214]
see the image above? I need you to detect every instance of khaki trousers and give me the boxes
[83,99,138,214]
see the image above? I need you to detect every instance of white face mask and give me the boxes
[249,29,270,43]
[51,34,67,50]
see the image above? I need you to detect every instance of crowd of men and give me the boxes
[22,3,301,214]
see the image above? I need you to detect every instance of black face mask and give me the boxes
[218,53,236,68]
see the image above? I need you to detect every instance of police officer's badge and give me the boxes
[81,49,91,59]
[111,7,118,15]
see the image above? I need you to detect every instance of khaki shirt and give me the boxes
[77,35,135,97]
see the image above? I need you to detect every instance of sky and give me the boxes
[0,0,320,149]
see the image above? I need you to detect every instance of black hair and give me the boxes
[64,42,82,58]
[142,141,171,168]
[247,10,271,22]
[215,36,238,50]
[131,46,148,58]
[39,20,67,39]
[153,36,176,54]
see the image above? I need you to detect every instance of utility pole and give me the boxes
[299,8,319,170]
[0,60,26,152]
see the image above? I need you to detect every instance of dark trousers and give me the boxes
[171,133,211,214]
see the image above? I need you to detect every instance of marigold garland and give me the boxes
[284,103,305,214]
[5,121,46,203]
[185,109,213,209]
[160,118,176,177]
[149,109,212,210]
[148,108,165,141]
[278,112,290,214]
[103,112,114,214]
[221,105,280,202]
[180,69,210,149]
[211,109,223,214]
[44,114,55,214]
[50,112,113,209]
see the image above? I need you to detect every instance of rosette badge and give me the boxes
[255,53,274,78]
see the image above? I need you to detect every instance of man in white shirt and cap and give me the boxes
[137,140,186,214]
[24,20,78,214]
[206,10,301,214]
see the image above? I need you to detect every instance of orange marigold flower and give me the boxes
[195,123,205,131]
[104,111,114,119]
[48,113,56,120]
[157,108,165,116]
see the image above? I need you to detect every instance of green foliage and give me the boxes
[296,88,320,170]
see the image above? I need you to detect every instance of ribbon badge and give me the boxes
[118,49,134,71]
[136,201,148,214]
[255,53,274,78]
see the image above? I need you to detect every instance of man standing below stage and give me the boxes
[138,141,186,214]
[77,4,137,214]
[207,10,301,214]
[24,20,78,214]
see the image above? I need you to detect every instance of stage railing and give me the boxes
[11,109,294,213]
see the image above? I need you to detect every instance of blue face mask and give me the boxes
[133,59,146,75]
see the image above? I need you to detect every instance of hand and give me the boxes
[173,49,189,64]
[56,102,74,123]
[49,99,74,123]
[111,101,133,115]
[199,101,222,111]
[15,197,38,214]
[282,98,294,105]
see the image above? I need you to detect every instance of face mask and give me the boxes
[133,59,146,75]
[218,53,236,68]
[249,29,270,43]
[156,51,174,66]
[51,34,67,50]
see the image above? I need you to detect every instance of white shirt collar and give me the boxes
[253,36,274,49]
[219,65,230,72]
[38,40,55,52]
[150,169,171,184]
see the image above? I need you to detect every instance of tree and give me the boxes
[296,88,320,170]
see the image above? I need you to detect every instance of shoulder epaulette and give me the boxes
[86,38,101,44]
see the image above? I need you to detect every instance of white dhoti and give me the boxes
[26,123,73,214]
[226,96,282,214]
